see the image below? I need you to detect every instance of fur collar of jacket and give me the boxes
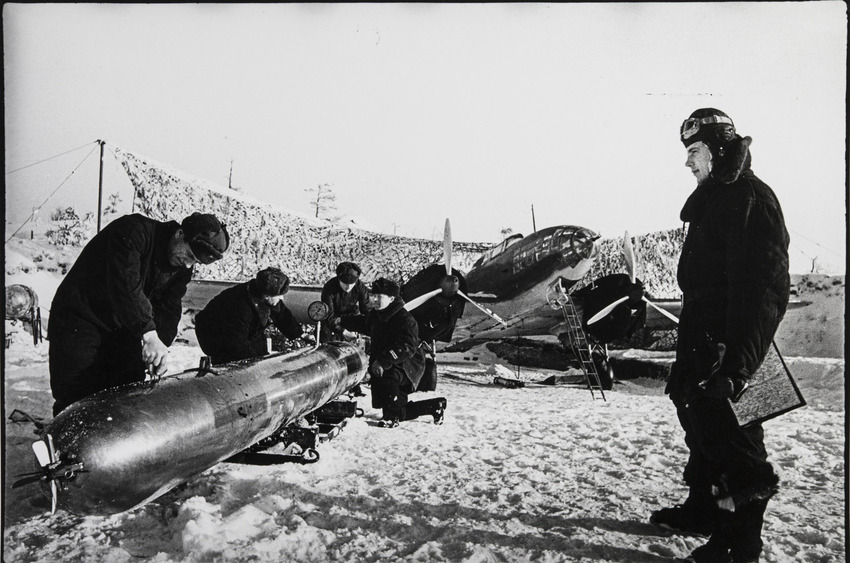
[373,296,407,322]
[712,134,752,185]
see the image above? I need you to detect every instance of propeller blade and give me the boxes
[47,432,58,514]
[11,472,45,489]
[404,288,442,311]
[586,295,629,325]
[32,440,51,467]
[623,231,636,284]
[457,290,508,327]
[50,480,58,515]
[32,435,59,514]
[443,218,452,275]
[46,434,57,463]
[643,297,680,324]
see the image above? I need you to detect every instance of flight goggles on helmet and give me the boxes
[680,114,735,140]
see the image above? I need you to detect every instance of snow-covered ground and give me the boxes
[3,233,846,562]
[2,335,845,562]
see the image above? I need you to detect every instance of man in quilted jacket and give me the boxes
[651,109,790,563]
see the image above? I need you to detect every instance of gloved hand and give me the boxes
[700,374,747,400]
[368,362,384,378]
[698,342,748,401]
[329,317,343,332]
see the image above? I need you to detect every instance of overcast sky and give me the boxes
[4,3,847,273]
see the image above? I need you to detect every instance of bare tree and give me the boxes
[46,206,95,246]
[104,192,122,215]
[305,183,338,219]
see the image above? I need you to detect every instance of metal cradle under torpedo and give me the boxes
[34,341,367,516]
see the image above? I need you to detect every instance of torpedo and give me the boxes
[27,341,367,516]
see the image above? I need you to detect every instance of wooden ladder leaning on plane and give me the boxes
[559,296,607,401]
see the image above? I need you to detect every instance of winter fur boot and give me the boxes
[682,540,731,563]
[727,498,769,562]
[378,405,404,428]
[402,397,447,424]
[683,510,734,562]
[651,488,718,536]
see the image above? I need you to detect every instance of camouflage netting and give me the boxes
[116,147,489,285]
[581,230,685,299]
[115,145,684,298]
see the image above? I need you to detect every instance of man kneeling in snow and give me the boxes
[340,278,446,428]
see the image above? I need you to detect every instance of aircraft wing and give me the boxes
[640,297,807,329]
[183,280,323,325]
[450,299,565,342]
[446,291,682,348]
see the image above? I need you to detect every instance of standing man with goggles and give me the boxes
[650,108,790,563]
[48,212,230,416]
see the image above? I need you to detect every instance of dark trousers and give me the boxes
[402,397,446,421]
[676,394,776,557]
[370,366,409,419]
[49,321,146,416]
[370,368,445,422]
[676,395,772,494]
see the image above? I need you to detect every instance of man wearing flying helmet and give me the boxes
[48,212,230,415]
[651,109,790,563]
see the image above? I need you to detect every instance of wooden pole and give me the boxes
[96,140,105,233]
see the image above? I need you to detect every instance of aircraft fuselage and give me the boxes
[465,226,599,300]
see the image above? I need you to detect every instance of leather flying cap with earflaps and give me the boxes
[680,108,736,154]
[681,108,752,184]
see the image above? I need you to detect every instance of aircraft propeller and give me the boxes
[31,434,59,515]
[587,231,679,326]
[405,219,507,327]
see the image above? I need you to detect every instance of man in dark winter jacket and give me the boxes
[650,108,789,563]
[341,278,447,428]
[194,267,304,365]
[320,261,372,343]
[48,212,230,416]
[402,263,467,345]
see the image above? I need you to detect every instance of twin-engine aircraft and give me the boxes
[391,221,681,394]
[184,220,614,339]
[391,220,680,346]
